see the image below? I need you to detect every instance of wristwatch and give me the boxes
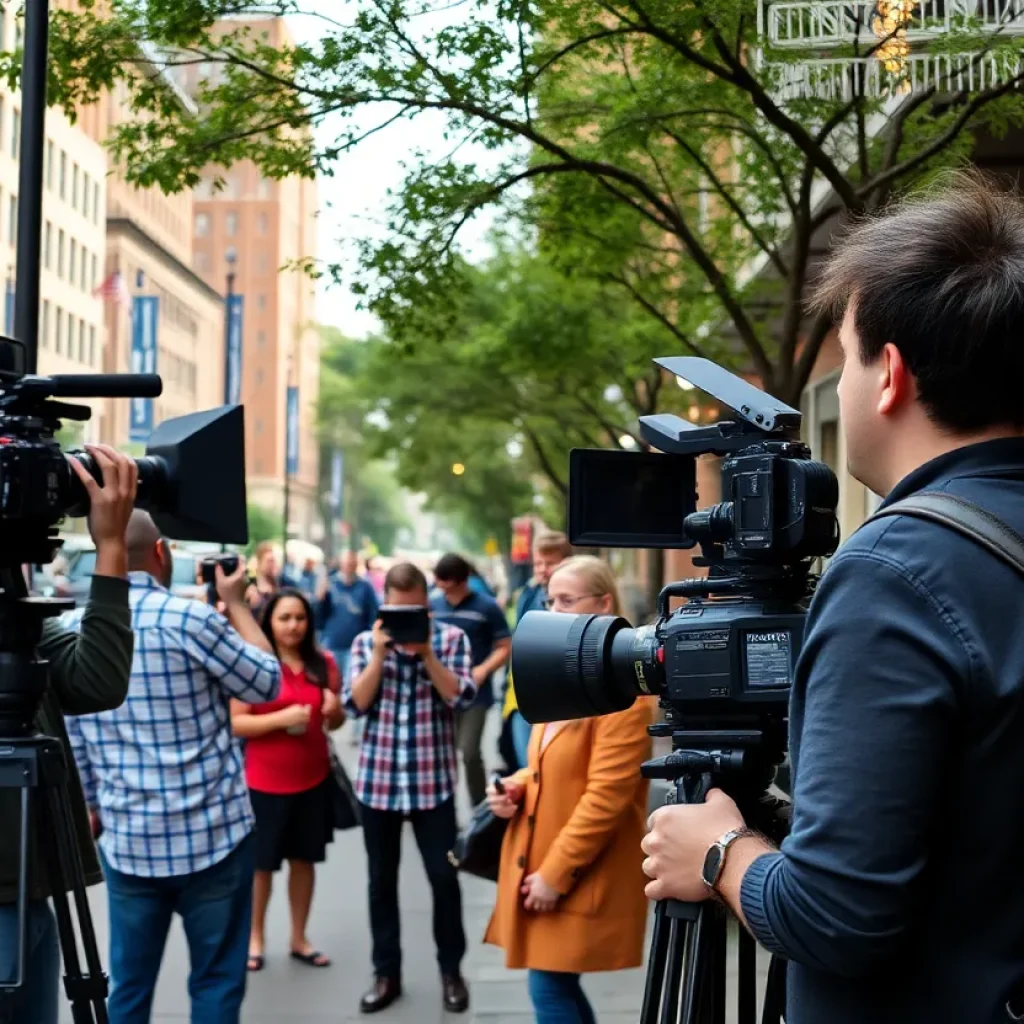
[701,827,756,894]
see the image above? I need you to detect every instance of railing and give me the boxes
[765,49,1023,99]
[762,0,1024,48]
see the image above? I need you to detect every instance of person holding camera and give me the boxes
[0,446,137,1024]
[641,175,1024,1024]
[64,510,281,1024]
[343,562,475,1015]
[230,588,344,973]
[485,557,654,1024]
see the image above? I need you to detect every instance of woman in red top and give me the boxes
[231,589,345,972]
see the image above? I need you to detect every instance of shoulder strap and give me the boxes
[867,491,1024,577]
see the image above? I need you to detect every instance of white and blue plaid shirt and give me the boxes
[63,572,281,878]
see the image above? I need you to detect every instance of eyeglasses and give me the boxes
[547,593,602,611]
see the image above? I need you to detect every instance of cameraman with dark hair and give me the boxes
[642,174,1024,1024]
[0,445,138,1024]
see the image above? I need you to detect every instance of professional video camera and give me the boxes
[511,357,840,1024]
[0,348,248,1024]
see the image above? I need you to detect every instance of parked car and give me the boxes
[61,546,206,605]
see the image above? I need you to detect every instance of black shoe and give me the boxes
[360,976,402,1014]
[441,973,469,1013]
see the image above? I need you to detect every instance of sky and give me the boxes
[286,3,504,340]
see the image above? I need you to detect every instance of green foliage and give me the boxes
[246,501,282,552]
[41,0,1024,405]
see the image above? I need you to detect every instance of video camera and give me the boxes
[511,357,839,798]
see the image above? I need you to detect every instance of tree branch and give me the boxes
[522,425,568,496]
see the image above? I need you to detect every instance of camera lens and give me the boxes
[511,611,662,723]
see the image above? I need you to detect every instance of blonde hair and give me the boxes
[549,555,622,616]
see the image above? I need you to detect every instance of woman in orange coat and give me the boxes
[484,556,654,1024]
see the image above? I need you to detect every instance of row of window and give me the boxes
[41,218,99,292]
[43,137,101,223]
[40,301,97,366]
[193,248,276,276]
[121,265,201,340]
[194,211,271,237]
[160,348,198,395]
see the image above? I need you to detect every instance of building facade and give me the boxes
[75,74,225,451]
[185,18,321,542]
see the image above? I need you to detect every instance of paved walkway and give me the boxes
[60,713,770,1022]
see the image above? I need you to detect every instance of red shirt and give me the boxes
[244,654,337,795]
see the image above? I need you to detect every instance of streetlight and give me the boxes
[223,247,240,406]
[452,462,466,476]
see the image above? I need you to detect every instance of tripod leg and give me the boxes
[678,904,708,1024]
[709,911,727,1024]
[641,903,671,1024]
[761,955,787,1024]
[738,923,757,1024]
[37,747,108,1024]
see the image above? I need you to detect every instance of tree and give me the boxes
[246,502,282,552]
[44,0,1024,403]
[316,328,410,555]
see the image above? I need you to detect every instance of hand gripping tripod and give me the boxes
[640,725,789,1024]
[0,566,108,1023]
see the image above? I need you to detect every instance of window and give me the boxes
[69,239,77,285]
[72,164,79,210]
[10,108,18,160]
[255,368,264,386]
[255,418,263,435]
[43,220,51,269]
[90,253,97,289]
[80,250,87,291]
[58,152,66,201]
[258,177,272,199]
[57,229,64,278]
[41,300,49,348]
[257,213,268,235]
[78,318,86,362]
[88,325,96,366]
[82,174,89,219]
[45,141,54,191]
[55,307,63,355]
[225,212,238,237]
[256,329,266,348]
[194,251,209,272]
[92,183,99,223]
[256,252,268,273]
[7,194,15,247]
[67,313,75,355]
[256,293,266,311]
[194,212,209,237]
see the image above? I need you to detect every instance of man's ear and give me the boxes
[878,342,916,416]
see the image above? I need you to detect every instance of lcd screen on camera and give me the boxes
[568,449,697,549]
[743,630,792,689]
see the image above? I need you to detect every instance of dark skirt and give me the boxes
[250,777,335,872]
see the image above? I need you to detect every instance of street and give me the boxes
[60,715,771,1023]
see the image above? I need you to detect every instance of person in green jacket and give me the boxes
[0,444,138,1024]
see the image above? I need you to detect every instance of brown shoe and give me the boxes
[359,976,402,1014]
[441,973,469,1013]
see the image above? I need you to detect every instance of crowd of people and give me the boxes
[44,508,656,1024]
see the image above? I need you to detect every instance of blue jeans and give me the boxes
[0,900,59,1024]
[527,969,596,1024]
[510,710,532,768]
[101,834,254,1024]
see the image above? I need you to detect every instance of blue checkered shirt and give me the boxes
[63,572,281,878]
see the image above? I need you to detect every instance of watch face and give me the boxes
[702,844,724,888]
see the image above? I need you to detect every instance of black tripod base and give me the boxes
[0,734,109,1023]
[641,898,783,1024]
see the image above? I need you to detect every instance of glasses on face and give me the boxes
[547,592,601,611]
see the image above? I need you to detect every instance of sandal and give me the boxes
[290,949,331,968]
[247,954,265,972]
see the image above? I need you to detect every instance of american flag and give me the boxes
[93,270,132,310]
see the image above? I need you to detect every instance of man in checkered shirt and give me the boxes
[344,561,475,1016]
[63,512,280,1024]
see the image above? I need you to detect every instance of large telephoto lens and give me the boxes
[511,610,663,724]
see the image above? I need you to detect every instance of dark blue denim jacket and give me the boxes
[740,437,1024,1024]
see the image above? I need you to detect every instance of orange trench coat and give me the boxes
[484,698,656,974]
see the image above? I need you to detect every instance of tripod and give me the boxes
[0,567,108,1023]
[639,728,789,1024]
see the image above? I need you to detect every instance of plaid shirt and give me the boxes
[63,573,281,878]
[344,621,474,812]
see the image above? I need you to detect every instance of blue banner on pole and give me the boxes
[225,294,244,405]
[331,450,344,515]
[129,296,159,442]
[286,385,299,477]
[5,277,13,336]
